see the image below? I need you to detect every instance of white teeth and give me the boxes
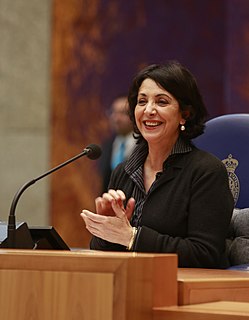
[144,121,161,127]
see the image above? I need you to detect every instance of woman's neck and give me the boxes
[143,141,175,193]
[146,138,177,171]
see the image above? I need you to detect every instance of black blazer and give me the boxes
[91,147,234,269]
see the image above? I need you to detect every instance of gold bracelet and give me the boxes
[127,227,138,251]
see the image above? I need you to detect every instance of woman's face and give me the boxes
[135,78,185,146]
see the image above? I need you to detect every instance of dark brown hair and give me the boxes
[128,61,208,140]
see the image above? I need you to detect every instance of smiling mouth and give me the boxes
[144,121,162,127]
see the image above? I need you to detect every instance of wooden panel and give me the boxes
[178,268,249,305]
[0,250,178,320]
[154,301,249,320]
[0,270,113,320]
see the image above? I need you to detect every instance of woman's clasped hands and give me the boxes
[81,189,136,247]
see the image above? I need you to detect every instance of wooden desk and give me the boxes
[178,268,249,305]
[154,269,249,320]
[154,301,249,320]
[0,250,177,320]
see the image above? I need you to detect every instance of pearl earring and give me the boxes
[180,124,185,131]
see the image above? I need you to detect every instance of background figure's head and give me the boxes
[109,95,133,136]
[128,61,208,141]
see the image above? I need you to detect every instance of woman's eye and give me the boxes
[138,99,147,105]
[158,99,169,106]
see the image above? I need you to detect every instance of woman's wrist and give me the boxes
[127,227,138,251]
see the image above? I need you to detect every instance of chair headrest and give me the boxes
[193,114,249,208]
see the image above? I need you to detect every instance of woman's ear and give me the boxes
[182,106,193,121]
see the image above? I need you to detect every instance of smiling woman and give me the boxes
[135,78,185,153]
[81,61,234,269]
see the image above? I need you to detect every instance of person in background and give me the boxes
[81,61,234,269]
[100,95,136,192]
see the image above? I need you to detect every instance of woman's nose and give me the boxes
[144,102,156,115]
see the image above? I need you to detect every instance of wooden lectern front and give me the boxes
[0,250,177,320]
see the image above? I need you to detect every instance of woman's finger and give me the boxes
[126,198,136,220]
[81,210,106,223]
[111,199,126,219]
[116,189,126,200]
[95,197,102,213]
[102,192,115,202]
[108,189,126,202]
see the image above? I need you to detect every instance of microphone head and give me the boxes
[85,144,102,160]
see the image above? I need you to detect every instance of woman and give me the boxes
[81,61,234,268]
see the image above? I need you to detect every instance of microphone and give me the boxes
[84,143,102,160]
[6,143,102,249]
